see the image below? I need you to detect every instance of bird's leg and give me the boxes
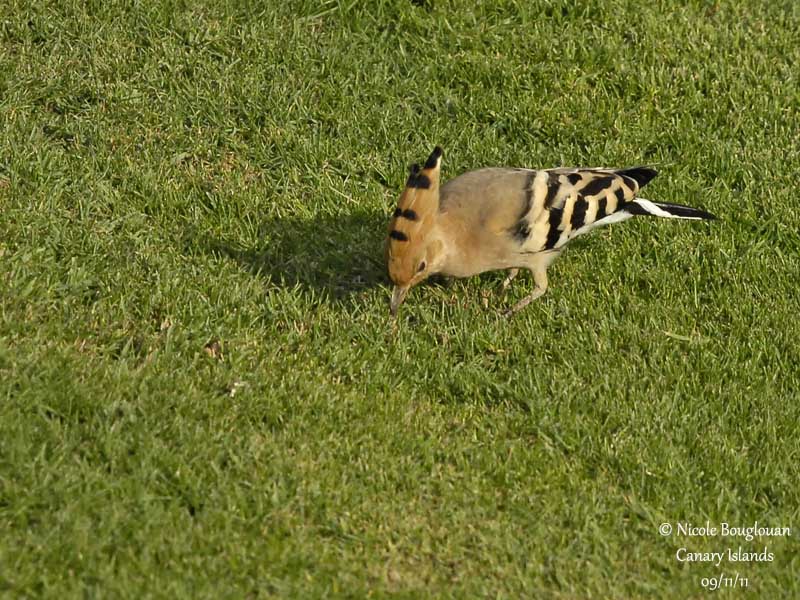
[500,268,520,291]
[504,268,548,317]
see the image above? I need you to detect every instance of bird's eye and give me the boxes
[417,261,426,273]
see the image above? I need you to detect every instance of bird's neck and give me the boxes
[429,212,472,278]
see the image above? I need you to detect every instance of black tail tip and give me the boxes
[626,200,718,221]
[423,146,443,169]
[669,203,717,221]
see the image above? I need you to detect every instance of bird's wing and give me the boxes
[515,167,658,253]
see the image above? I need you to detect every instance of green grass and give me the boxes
[2,0,799,597]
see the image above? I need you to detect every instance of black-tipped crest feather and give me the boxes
[424,146,443,169]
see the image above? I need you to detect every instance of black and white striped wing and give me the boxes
[516,167,658,253]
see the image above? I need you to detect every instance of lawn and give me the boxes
[1,0,799,597]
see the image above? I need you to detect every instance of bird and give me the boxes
[385,146,716,317]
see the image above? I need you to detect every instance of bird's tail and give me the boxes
[626,198,716,221]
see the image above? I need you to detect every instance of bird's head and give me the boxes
[385,146,445,316]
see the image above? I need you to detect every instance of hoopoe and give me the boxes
[385,146,716,316]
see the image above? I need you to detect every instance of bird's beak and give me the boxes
[390,285,409,316]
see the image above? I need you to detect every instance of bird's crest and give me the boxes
[385,147,443,281]
[387,146,442,242]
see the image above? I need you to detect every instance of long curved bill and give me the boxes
[390,286,409,316]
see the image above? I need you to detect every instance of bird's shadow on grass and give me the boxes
[194,208,390,302]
